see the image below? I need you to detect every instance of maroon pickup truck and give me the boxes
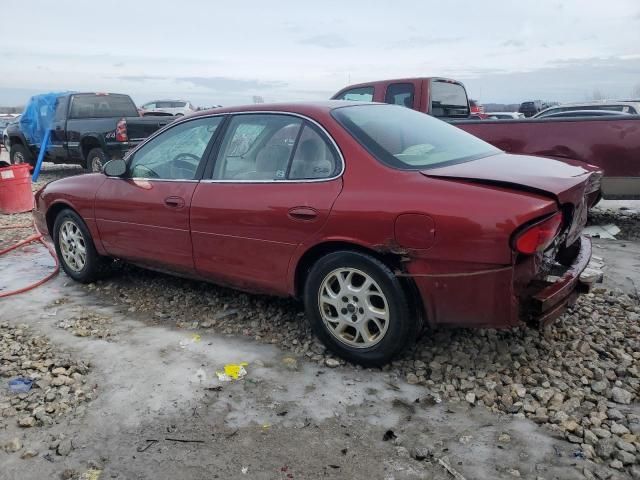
[332,78,640,199]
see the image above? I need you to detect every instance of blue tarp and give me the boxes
[19,92,73,145]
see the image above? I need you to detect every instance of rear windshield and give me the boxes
[332,104,499,170]
[69,94,138,119]
[429,79,470,118]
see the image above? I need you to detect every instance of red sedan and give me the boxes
[34,102,601,365]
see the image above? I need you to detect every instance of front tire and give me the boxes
[85,148,107,173]
[304,251,417,367]
[10,144,34,166]
[53,209,109,282]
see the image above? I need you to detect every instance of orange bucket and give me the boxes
[0,164,34,214]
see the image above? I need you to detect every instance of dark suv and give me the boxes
[518,100,543,118]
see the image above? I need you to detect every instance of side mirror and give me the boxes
[103,158,127,177]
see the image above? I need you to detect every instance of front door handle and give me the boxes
[164,196,185,209]
[288,207,318,221]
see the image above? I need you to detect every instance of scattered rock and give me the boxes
[325,358,340,368]
[412,447,430,461]
[57,439,73,456]
[281,357,298,371]
[4,437,22,453]
[61,469,78,480]
[595,439,616,459]
[616,450,636,465]
[611,387,632,405]
[395,446,410,458]
[20,449,38,459]
[18,416,36,428]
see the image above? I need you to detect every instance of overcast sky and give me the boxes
[2,0,639,107]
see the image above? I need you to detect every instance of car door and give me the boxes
[94,116,224,275]
[48,95,70,160]
[190,113,344,294]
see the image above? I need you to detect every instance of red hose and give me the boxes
[0,223,60,298]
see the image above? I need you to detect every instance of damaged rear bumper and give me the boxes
[402,236,592,329]
[526,236,592,327]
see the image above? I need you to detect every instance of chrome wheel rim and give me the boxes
[91,156,103,172]
[318,268,390,348]
[13,151,25,164]
[59,220,87,272]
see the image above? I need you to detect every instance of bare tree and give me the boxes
[632,83,640,98]
[591,88,605,101]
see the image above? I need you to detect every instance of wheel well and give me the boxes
[293,241,404,299]
[294,241,427,331]
[45,203,75,236]
[81,137,101,160]
[9,136,24,147]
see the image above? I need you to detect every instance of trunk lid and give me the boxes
[421,152,598,204]
[421,152,602,245]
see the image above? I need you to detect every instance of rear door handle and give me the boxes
[288,207,318,221]
[164,196,185,209]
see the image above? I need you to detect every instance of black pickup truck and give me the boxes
[5,92,174,171]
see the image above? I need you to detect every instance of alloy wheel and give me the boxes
[59,220,87,272]
[318,267,390,348]
[91,155,104,172]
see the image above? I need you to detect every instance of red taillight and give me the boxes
[115,118,128,142]
[512,212,563,255]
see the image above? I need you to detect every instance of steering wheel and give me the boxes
[171,153,200,177]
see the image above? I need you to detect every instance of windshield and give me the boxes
[332,104,500,170]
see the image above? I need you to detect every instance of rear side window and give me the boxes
[289,126,339,180]
[385,83,415,108]
[429,80,469,118]
[213,114,340,181]
[69,94,138,118]
[214,114,302,180]
[335,87,374,102]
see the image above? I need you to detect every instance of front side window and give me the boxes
[129,116,222,179]
[332,104,499,170]
[335,87,374,102]
[385,83,415,108]
[214,114,302,180]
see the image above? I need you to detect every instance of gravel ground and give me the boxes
[588,202,640,241]
[2,161,640,478]
[0,322,94,453]
[85,266,640,473]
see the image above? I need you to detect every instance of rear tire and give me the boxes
[53,209,110,283]
[304,251,417,367]
[85,148,107,173]
[10,144,34,166]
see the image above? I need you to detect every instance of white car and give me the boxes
[139,100,196,117]
[534,101,640,118]
[486,112,525,120]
